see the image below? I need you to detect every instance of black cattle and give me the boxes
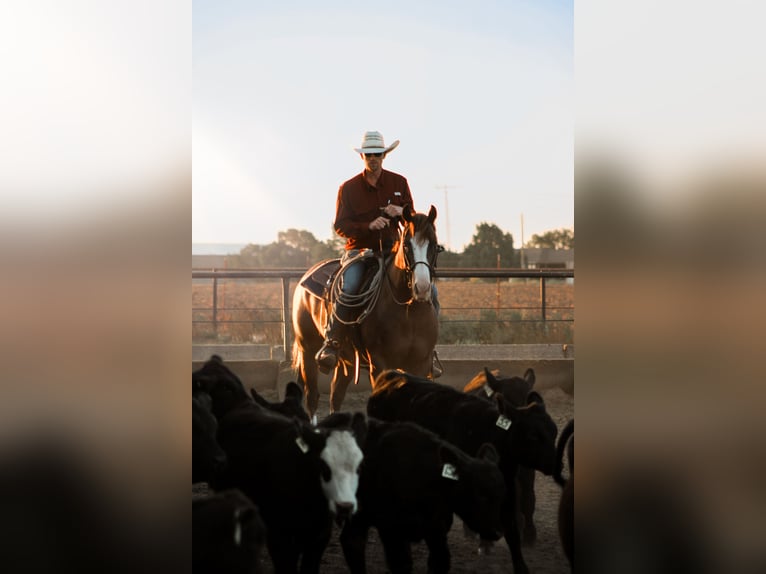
[554,419,574,569]
[367,369,558,574]
[194,355,308,421]
[464,367,538,546]
[193,355,252,418]
[320,413,505,574]
[192,391,227,484]
[216,404,366,574]
[250,381,309,422]
[193,488,266,574]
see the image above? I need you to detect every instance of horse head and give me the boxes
[397,205,439,303]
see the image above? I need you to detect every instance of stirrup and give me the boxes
[315,339,340,374]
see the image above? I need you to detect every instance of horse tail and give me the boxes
[291,338,303,375]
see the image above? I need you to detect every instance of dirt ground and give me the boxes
[199,379,573,573]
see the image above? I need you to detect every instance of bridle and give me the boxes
[387,222,441,305]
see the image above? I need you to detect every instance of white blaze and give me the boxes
[319,430,363,514]
[410,238,432,301]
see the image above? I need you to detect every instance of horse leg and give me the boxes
[329,370,351,414]
[298,356,320,422]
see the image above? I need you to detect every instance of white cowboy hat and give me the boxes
[354,131,400,154]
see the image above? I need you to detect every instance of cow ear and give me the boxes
[485,367,502,393]
[495,394,520,420]
[527,390,545,407]
[427,204,437,223]
[476,442,499,465]
[437,444,460,468]
[284,381,303,402]
[296,420,325,453]
[402,204,414,222]
[523,368,536,388]
[350,411,368,448]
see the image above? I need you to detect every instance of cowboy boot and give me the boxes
[315,310,349,374]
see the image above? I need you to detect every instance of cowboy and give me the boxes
[315,131,415,373]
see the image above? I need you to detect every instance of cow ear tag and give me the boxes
[483,384,494,397]
[441,463,459,481]
[233,509,242,546]
[495,415,512,430]
[295,436,310,453]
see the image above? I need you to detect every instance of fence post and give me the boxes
[212,276,218,333]
[281,277,291,362]
[539,276,547,321]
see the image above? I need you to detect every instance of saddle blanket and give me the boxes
[300,259,341,299]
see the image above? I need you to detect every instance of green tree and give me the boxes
[461,222,518,268]
[435,247,462,268]
[229,228,342,268]
[526,228,574,249]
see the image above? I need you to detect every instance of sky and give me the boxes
[192,0,573,251]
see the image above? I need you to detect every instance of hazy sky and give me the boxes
[192,0,573,251]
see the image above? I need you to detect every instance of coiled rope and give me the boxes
[329,256,385,326]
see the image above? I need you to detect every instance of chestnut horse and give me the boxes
[292,205,440,420]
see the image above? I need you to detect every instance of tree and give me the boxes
[526,228,574,250]
[229,228,342,268]
[461,222,518,268]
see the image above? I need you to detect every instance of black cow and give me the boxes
[193,488,266,574]
[193,355,252,418]
[216,404,367,574]
[320,413,506,574]
[250,381,309,422]
[367,369,558,574]
[192,391,227,484]
[554,418,574,569]
[464,367,538,546]
[194,355,308,421]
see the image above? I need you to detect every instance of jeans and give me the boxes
[339,251,366,295]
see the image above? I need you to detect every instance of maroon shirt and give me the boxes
[334,169,414,251]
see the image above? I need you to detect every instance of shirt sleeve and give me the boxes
[333,184,368,239]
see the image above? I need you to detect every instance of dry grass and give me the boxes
[192,278,574,345]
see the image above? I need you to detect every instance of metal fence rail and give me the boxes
[192,268,574,361]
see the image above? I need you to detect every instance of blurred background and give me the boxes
[0,1,764,572]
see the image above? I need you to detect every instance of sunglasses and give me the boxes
[364,153,383,158]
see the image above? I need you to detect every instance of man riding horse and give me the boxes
[315,130,440,374]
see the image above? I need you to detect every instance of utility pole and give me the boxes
[434,185,459,250]
[520,213,525,269]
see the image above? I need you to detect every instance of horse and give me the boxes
[292,205,440,420]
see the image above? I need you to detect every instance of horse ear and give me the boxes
[427,205,437,223]
[402,204,414,222]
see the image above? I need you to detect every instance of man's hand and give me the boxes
[381,204,403,218]
[368,216,390,231]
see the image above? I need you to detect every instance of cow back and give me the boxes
[369,370,557,475]
[328,415,505,547]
